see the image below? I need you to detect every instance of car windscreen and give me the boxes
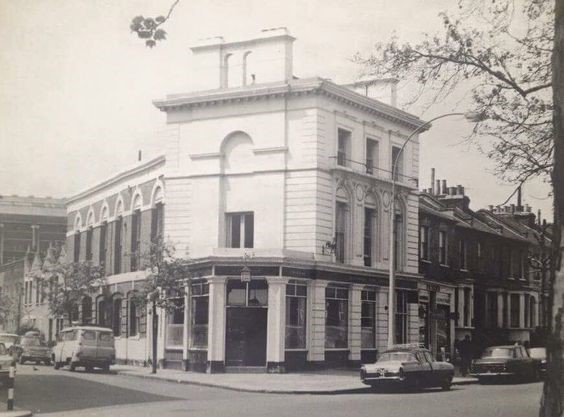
[482,347,513,358]
[0,335,17,344]
[98,332,114,345]
[529,348,546,359]
[378,352,417,362]
[21,337,41,346]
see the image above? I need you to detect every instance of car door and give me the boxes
[415,352,433,386]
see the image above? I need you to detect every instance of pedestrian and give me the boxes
[459,335,473,376]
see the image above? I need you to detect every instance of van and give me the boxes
[52,326,115,372]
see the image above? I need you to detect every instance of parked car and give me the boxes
[471,345,538,383]
[528,347,547,377]
[52,326,115,372]
[360,344,454,391]
[0,343,14,384]
[0,333,19,353]
[12,334,51,365]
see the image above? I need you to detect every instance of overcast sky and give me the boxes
[0,0,553,220]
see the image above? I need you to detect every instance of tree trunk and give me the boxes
[540,1,564,415]
[151,300,158,374]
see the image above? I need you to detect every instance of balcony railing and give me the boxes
[329,156,418,188]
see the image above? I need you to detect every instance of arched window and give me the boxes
[335,185,352,264]
[70,304,79,323]
[82,296,92,324]
[364,192,380,267]
[393,198,406,271]
[129,295,138,337]
[97,296,107,327]
[112,295,122,336]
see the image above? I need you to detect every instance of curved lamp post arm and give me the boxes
[387,111,481,348]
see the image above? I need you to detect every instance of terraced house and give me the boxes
[418,180,542,357]
[66,29,426,373]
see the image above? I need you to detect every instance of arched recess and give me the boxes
[111,293,123,337]
[127,291,140,337]
[74,213,82,231]
[220,131,254,174]
[242,51,254,86]
[393,195,407,272]
[115,196,125,218]
[100,202,110,223]
[335,183,353,264]
[151,180,165,207]
[364,190,381,265]
[131,191,143,212]
[86,208,96,227]
[96,295,108,327]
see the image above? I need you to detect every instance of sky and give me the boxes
[0,0,553,219]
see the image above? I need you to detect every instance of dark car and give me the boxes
[528,347,547,377]
[360,344,454,391]
[12,335,51,365]
[471,345,538,383]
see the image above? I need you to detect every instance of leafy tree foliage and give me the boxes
[356,0,553,184]
[130,0,180,48]
[42,259,106,326]
[0,291,15,328]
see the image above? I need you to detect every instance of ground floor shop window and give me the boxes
[510,293,520,328]
[191,282,209,349]
[129,298,138,337]
[487,292,497,328]
[361,289,376,349]
[325,286,348,349]
[285,280,307,349]
[227,279,268,307]
[166,295,185,348]
[395,290,408,344]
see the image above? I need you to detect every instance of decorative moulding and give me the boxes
[252,146,288,155]
[189,152,222,160]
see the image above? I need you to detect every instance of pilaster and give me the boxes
[348,284,363,364]
[308,280,327,364]
[182,283,191,371]
[497,293,504,328]
[207,277,226,373]
[519,293,525,329]
[266,277,289,373]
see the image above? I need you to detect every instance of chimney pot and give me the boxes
[457,185,464,195]
[431,168,436,194]
[510,204,515,213]
[488,205,494,211]
[442,180,447,195]
[449,186,457,195]
[436,180,441,195]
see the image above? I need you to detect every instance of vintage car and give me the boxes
[471,345,538,383]
[52,326,115,372]
[0,343,14,384]
[12,334,52,365]
[528,347,547,377]
[0,334,19,352]
[360,344,454,391]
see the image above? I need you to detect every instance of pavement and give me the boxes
[0,412,32,417]
[112,364,479,394]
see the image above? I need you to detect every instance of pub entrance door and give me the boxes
[225,279,268,367]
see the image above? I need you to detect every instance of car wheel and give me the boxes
[102,363,110,373]
[85,365,93,373]
[69,363,76,372]
[53,361,60,370]
[441,377,452,391]
[44,359,51,366]
[35,360,41,365]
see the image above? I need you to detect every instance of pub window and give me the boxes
[166,291,185,348]
[112,296,122,337]
[285,280,307,349]
[73,232,81,263]
[151,202,164,244]
[191,283,209,349]
[361,289,377,349]
[439,231,447,265]
[114,216,122,274]
[99,222,107,268]
[420,226,430,261]
[227,279,268,307]
[510,293,520,328]
[364,208,375,267]
[487,292,498,328]
[502,292,509,327]
[337,128,351,167]
[97,297,107,327]
[366,138,379,174]
[131,209,141,272]
[226,212,254,249]
[463,287,471,327]
[129,298,138,337]
[395,290,408,344]
[335,202,347,264]
[325,286,349,349]
[391,146,404,181]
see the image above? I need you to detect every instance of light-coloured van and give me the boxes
[52,326,115,372]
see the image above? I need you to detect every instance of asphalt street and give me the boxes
[0,364,543,417]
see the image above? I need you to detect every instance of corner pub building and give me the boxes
[65,29,435,373]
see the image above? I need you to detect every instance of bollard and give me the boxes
[7,359,15,411]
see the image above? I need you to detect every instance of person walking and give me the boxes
[459,335,473,376]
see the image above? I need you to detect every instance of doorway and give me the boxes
[225,279,268,367]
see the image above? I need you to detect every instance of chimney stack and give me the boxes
[517,186,522,211]
[457,185,464,195]
[431,168,436,195]
[442,180,447,195]
[436,180,441,195]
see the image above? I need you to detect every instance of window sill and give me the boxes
[360,348,378,351]
[439,264,449,268]
[324,348,350,351]
[420,259,431,264]
[460,268,469,272]
[189,347,208,351]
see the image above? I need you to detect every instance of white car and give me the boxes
[0,333,19,353]
[0,343,14,383]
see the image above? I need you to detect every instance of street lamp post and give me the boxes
[387,111,484,349]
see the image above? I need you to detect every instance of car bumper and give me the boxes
[471,372,514,377]
[361,375,404,385]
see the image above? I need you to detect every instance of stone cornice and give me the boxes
[66,155,165,205]
[153,78,427,131]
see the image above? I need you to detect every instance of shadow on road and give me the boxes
[0,374,180,414]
